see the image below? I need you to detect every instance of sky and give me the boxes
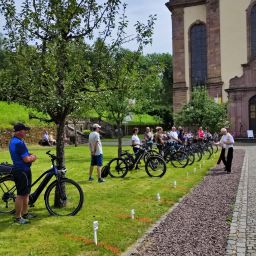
[0,0,173,55]
[123,0,173,54]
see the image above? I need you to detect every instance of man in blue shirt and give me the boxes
[9,123,37,224]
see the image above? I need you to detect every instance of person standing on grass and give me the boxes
[216,128,234,173]
[88,123,105,183]
[131,127,141,169]
[9,123,37,224]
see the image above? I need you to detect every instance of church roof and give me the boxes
[166,0,206,12]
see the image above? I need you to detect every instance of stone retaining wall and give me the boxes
[0,127,56,148]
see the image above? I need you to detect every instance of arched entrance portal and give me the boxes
[249,96,256,134]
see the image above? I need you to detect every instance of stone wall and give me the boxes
[0,127,56,148]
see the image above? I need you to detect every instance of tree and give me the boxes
[174,87,228,132]
[138,53,173,127]
[0,0,156,168]
[86,46,163,156]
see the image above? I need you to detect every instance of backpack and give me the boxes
[101,165,110,178]
[0,162,14,176]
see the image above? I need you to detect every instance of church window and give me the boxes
[251,4,256,58]
[190,23,207,86]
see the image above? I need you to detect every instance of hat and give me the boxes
[92,123,101,129]
[13,123,31,132]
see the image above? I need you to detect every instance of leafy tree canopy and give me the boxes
[174,87,228,132]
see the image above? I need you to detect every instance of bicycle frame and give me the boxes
[28,166,58,206]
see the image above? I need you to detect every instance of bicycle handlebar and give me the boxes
[46,150,58,161]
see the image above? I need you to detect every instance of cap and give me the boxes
[13,123,31,132]
[92,123,101,129]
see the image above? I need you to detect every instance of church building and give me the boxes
[166,0,256,137]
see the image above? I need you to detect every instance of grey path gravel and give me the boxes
[123,149,245,256]
[226,146,256,256]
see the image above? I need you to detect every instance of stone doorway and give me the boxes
[249,96,256,134]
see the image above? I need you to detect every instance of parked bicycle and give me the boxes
[0,151,84,216]
[106,146,167,178]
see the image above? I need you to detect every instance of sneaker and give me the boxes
[98,178,105,183]
[88,177,94,182]
[22,213,36,219]
[14,217,30,225]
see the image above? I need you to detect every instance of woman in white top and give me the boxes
[216,128,234,173]
[131,128,141,169]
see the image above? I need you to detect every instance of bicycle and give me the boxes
[0,151,84,216]
[107,146,167,178]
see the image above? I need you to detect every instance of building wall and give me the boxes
[219,0,250,102]
[184,4,207,101]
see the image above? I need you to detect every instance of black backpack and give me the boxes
[0,162,14,176]
[101,164,109,178]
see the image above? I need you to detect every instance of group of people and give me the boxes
[134,125,234,173]
[7,122,234,225]
[40,130,56,146]
[141,126,213,149]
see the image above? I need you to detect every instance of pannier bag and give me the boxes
[0,162,14,175]
[101,165,109,178]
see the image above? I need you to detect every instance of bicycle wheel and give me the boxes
[187,151,195,166]
[143,150,159,163]
[44,178,84,216]
[212,144,219,153]
[0,175,16,214]
[108,158,128,178]
[194,150,203,162]
[145,156,166,177]
[121,153,134,170]
[203,148,212,160]
[170,151,189,168]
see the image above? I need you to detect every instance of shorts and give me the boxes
[91,154,103,167]
[12,169,32,196]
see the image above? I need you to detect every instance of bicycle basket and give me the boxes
[101,165,109,178]
[0,162,14,175]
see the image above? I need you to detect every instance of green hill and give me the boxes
[0,101,160,130]
[0,101,48,129]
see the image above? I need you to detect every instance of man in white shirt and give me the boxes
[88,123,105,182]
[216,128,234,173]
[167,127,181,144]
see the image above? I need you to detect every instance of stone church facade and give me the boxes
[166,0,256,137]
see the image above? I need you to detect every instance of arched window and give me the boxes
[190,23,207,87]
[251,5,256,58]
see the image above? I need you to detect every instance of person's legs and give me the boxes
[133,147,140,169]
[226,147,234,173]
[89,155,96,180]
[89,165,94,181]
[220,148,227,168]
[22,195,29,216]
[15,195,24,218]
[97,166,101,179]
[13,170,31,219]
[96,155,104,182]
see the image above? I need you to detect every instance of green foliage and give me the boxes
[0,0,156,166]
[83,129,91,135]
[137,53,173,126]
[174,87,228,132]
[0,101,52,129]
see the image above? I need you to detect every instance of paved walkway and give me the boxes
[226,146,256,255]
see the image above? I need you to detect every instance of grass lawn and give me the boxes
[0,144,217,256]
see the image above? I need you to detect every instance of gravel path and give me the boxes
[124,149,245,256]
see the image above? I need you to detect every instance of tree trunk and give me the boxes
[56,119,66,169]
[74,123,78,147]
[117,122,123,157]
[54,118,66,208]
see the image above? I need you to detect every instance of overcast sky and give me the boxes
[0,0,172,55]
